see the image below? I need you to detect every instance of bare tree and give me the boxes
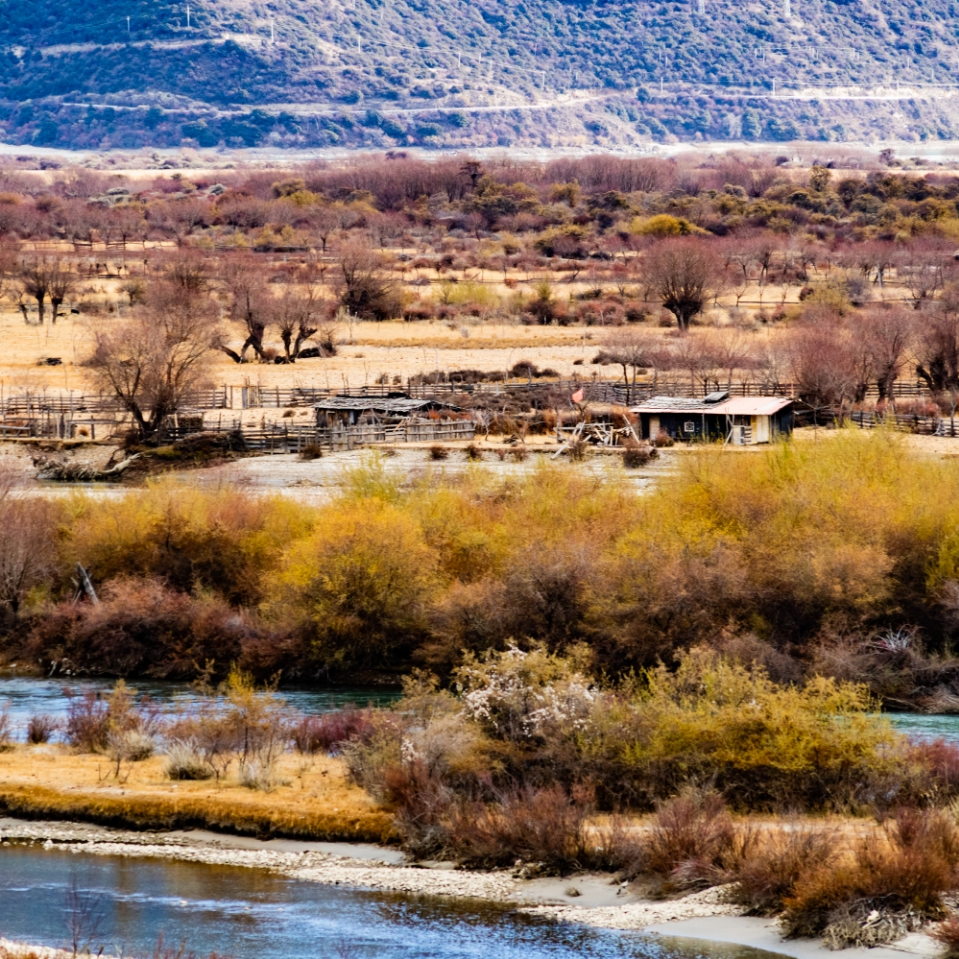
[65,870,106,958]
[0,240,15,303]
[0,467,55,621]
[661,334,716,394]
[307,205,341,253]
[720,240,753,308]
[334,240,399,320]
[850,306,913,403]
[896,238,956,308]
[219,254,270,362]
[641,239,725,331]
[600,328,659,395]
[18,254,76,324]
[275,285,329,362]
[710,327,755,391]
[87,282,217,440]
[785,322,859,422]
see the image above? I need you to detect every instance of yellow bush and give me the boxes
[64,480,315,604]
[273,499,438,666]
[631,214,706,237]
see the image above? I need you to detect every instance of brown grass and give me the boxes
[932,916,959,957]
[0,744,396,843]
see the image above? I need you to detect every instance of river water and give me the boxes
[0,676,401,737]
[0,844,782,959]
[0,675,955,743]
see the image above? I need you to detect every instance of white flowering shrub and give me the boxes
[453,644,599,741]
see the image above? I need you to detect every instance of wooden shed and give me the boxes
[631,393,794,445]
[313,396,460,428]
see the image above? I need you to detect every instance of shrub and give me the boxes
[64,690,111,752]
[620,651,901,810]
[428,445,449,461]
[640,790,745,891]
[509,446,528,462]
[65,681,160,753]
[165,740,214,781]
[239,756,279,791]
[510,360,539,379]
[568,438,587,462]
[730,826,838,915]
[464,443,483,462]
[653,430,674,447]
[299,443,323,461]
[442,785,591,874]
[290,708,378,755]
[274,500,436,668]
[622,444,655,468]
[29,578,257,679]
[26,713,60,745]
[112,730,156,762]
[782,808,959,946]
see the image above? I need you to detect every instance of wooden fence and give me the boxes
[163,419,475,454]
[0,387,228,417]
[848,410,959,435]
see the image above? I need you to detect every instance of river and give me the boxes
[0,844,781,959]
[0,676,401,737]
[0,676,954,743]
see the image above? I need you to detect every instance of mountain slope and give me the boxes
[2,0,959,148]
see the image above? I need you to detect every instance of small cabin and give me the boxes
[313,396,460,428]
[631,392,794,445]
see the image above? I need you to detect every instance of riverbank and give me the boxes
[0,818,945,959]
[0,746,395,844]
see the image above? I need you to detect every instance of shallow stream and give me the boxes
[0,844,784,959]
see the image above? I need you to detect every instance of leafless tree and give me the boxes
[274,285,329,362]
[850,306,913,403]
[0,240,15,303]
[641,239,725,331]
[661,334,715,393]
[785,321,859,422]
[87,282,217,440]
[160,248,211,294]
[896,238,956,308]
[600,328,659,394]
[710,328,756,391]
[307,205,341,253]
[334,240,399,320]
[720,240,753,308]
[0,464,55,621]
[18,254,76,324]
[219,254,270,362]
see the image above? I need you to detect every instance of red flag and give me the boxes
[571,388,584,404]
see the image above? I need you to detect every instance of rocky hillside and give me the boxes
[2,0,959,148]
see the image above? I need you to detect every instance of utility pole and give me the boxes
[772,77,777,96]
[186,3,191,28]
[784,0,791,17]
[127,15,131,34]
[697,0,705,13]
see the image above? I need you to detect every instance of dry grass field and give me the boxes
[0,296,803,397]
[0,745,395,843]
